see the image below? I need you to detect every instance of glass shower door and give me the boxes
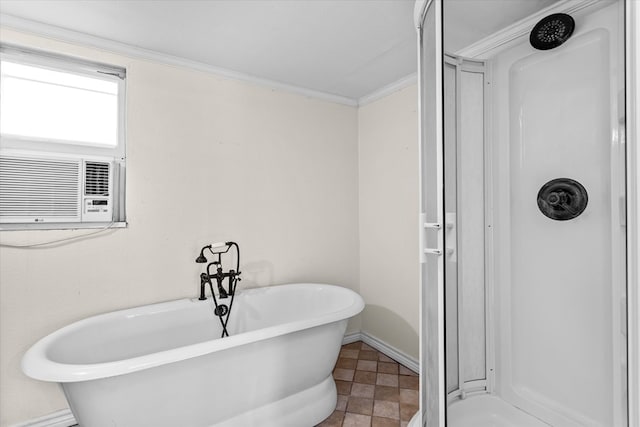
[435,1,627,426]
[417,0,445,426]
[418,1,629,426]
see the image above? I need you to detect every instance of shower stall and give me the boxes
[415,0,638,426]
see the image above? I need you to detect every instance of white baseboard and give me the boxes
[343,331,419,374]
[342,331,364,345]
[11,409,76,427]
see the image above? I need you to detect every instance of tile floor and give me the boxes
[315,341,419,427]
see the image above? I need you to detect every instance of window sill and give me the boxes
[0,221,127,231]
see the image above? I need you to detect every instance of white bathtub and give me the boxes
[22,283,364,427]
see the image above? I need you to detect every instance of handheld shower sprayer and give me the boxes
[195,241,229,263]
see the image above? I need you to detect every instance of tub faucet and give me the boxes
[195,242,242,339]
[195,242,242,300]
[202,262,235,299]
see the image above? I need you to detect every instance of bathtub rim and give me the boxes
[21,283,364,383]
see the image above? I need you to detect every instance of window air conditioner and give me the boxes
[0,153,115,224]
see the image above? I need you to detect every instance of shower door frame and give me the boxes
[416,0,446,425]
[625,2,639,426]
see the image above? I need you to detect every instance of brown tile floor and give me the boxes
[316,341,419,427]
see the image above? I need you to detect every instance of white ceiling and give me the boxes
[0,0,558,104]
[444,0,558,52]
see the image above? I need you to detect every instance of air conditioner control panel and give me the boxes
[83,197,112,221]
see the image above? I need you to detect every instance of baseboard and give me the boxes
[342,331,419,374]
[342,331,364,345]
[11,409,76,427]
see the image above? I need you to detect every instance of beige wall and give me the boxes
[0,28,361,426]
[358,85,420,360]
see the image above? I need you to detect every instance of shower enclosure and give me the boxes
[415,0,636,426]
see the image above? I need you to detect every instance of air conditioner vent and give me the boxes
[0,156,80,218]
[85,162,110,196]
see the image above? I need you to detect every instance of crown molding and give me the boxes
[456,0,604,59]
[358,73,417,106]
[0,14,358,107]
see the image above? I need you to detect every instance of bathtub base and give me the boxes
[24,285,363,427]
[64,371,338,427]
[217,375,337,427]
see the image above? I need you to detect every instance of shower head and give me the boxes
[530,13,575,50]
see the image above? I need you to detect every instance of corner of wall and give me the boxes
[356,83,420,360]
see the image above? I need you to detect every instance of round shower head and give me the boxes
[530,13,575,50]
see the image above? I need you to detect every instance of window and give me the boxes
[0,44,126,229]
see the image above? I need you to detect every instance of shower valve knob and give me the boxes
[537,178,588,221]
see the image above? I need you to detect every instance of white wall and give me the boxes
[358,84,420,360]
[0,28,361,426]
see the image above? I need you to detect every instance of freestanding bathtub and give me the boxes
[22,283,364,427]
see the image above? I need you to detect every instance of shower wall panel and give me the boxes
[510,29,613,427]
[492,3,626,427]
